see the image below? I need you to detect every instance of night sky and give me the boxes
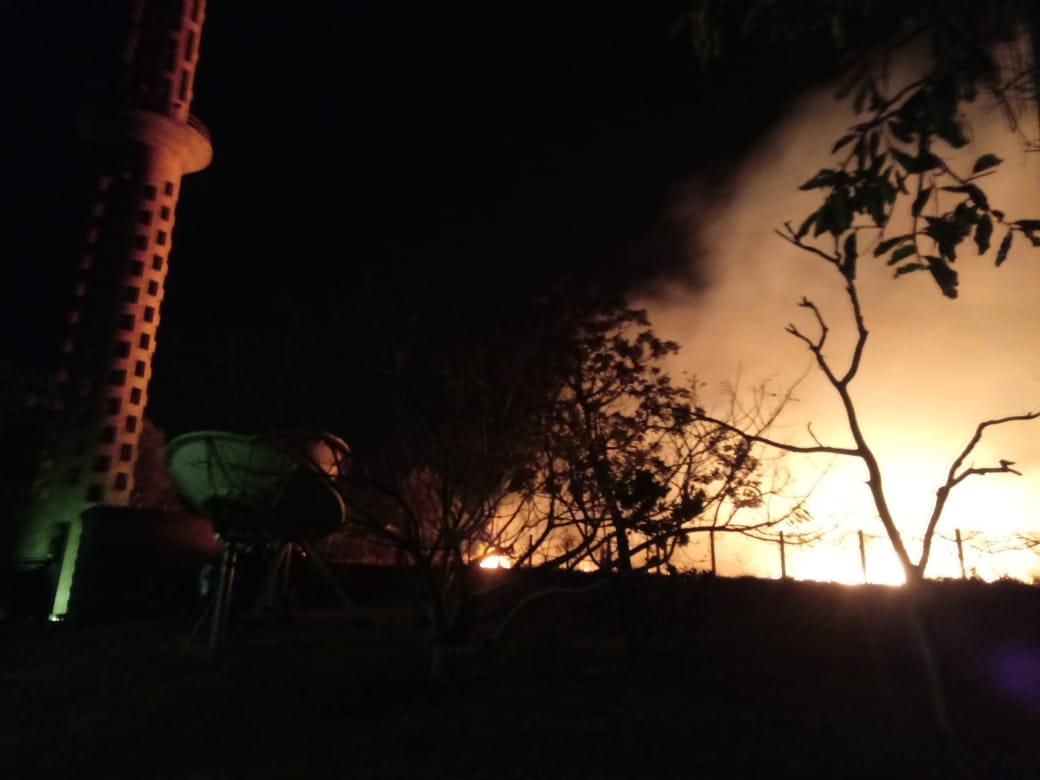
[5,2,838,438]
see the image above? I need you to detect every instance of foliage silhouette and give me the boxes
[337,287,812,675]
[682,0,1040,296]
[697,223,1040,584]
[523,291,813,575]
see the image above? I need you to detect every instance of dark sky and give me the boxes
[5,2,838,437]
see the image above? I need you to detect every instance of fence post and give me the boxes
[779,531,787,579]
[709,529,717,575]
[955,528,966,580]
[859,530,867,583]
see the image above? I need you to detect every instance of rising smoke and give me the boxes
[636,45,1040,582]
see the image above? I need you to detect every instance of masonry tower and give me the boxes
[12,0,212,618]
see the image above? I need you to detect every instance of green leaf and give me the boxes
[862,186,885,224]
[892,149,940,174]
[918,153,942,173]
[854,136,866,168]
[843,232,857,278]
[911,187,932,217]
[799,169,837,191]
[937,117,969,149]
[974,214,993,254]
[893,262,924,277]
[924,216,960,262]
[813,205,831,237]
[831,133,857,154]
[925,256,959,299]
[867,151,886,176]
[879,175,897,205]
[942,184,989,211]
[953,201,976,233]
[874,234,912,257]
[996,231,1013,267]
[830,191,851,234]
[887,244,917,264]
[795,211,817,240]
[888,120,915,144]
[969,186,989,211]
[972,154,1003,174]
[891,149,917,172]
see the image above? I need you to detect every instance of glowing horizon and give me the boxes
[637,44,1040,586]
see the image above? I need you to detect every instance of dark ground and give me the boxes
[3,572,1039,779]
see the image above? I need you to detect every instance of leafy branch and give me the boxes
[685,0,1040,298]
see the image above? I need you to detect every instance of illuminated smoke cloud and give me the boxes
[635,46,1040,582]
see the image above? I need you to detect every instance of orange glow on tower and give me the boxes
[12,0,212,618]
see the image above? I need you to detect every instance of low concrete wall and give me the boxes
[68,505,221,621]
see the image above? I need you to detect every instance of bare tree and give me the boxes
[334,299,612,679]
[343,461,549,679]
[698,226,1040,584]
[684,5,1040,582]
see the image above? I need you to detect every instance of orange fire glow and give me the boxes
[638,47,1040,586]
[479,554,513,570]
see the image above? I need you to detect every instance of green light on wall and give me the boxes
[49,519,82,620]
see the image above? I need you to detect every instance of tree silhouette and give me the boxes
[698,222,1040,584]
[336,309,559,677]
[524,295,812,574]
[337,288,813,674]
[683,0,1040,296]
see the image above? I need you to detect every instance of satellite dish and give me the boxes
[167,430,358,651]
[166,430,348,542]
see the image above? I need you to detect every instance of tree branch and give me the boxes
[947,412,1040,486]
[694,410,858,457]
[918,410,1040,569]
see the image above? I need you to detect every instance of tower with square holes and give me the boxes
[11,0,212,618]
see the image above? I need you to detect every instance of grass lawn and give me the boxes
[2,573,1039,778]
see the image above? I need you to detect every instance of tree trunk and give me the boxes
[613,527,632,572]
[418,563,453,681]
[904,562,926,589]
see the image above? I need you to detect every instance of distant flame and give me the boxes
[479,554,512,569]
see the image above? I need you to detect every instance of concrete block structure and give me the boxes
[12,0,212,618]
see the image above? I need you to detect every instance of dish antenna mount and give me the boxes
[166,430,356,649]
